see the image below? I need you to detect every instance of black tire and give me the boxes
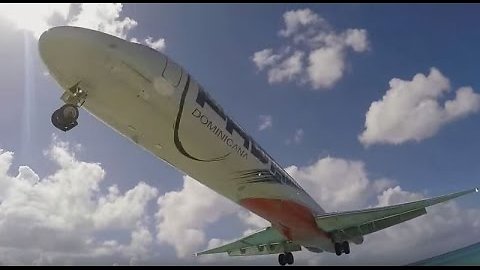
[286,252,294,265]
[51,105,79,132]
[342,241,350,254]
[334,242,342,256]
[278,253,287,266]
[343,241,350,255]
[51,108,62,125]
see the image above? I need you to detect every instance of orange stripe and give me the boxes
[240,198,330,241]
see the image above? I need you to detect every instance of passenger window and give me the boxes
[163,58,182,87]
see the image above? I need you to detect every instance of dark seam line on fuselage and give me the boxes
[120,60,152,83]
[174,75,230,162]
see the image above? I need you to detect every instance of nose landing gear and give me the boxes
[51,81,87,132]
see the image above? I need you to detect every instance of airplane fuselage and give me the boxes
[39,26,334,252]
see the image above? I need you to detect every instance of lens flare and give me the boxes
[21,31,35,158]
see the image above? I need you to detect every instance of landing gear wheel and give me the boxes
[51,104,79,132]
[334,242,342,256]
[342,241,350,255]
[285,252,294,265]
[278,253,287,266]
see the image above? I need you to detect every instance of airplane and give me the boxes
[38,26,478,266]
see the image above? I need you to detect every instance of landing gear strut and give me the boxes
[278,252,294,266]
[51,82,87,132]
[334,241,350,256]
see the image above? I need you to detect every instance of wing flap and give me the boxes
[227,242,301,256]
[335,208,426,241]
[196,226,299,256]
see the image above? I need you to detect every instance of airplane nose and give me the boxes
[38,26,83,67]
[39,26,102,69]
[39,25,105,58]
[39,26,93,87]
[38,26,171,99]
[38,26,119,90]
[38,26,66,74]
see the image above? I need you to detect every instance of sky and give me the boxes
[0,3,479,266]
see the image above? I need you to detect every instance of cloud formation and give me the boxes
[155,176,239,258]
[359,68,480,146]
[286,128,304,145]
[258,115,273,131]
[0,4,166,51]
[252,8,369,90]
[285,156,392,211]
[0,138,158,265]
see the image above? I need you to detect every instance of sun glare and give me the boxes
[0,4,70,38]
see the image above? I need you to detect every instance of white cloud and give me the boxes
[91,222,155,265]
[285,156,391,212]
[155,176,239,258]
[237,211,270,231]
[307,46,345,89]
[154,174,273,261]
[293,129,304,144]
[68,3,137,39]
[252,49,282,71]
[267,51,304,84]
[258,115,273,131]
[343,29,369,52]
[143,36,166,51]
[375,186,423,207]
[252,8,369,90]
[0,4,71,38]
[0,138,159,264]
[278,8,324,38]
[121,223,155,265]
[444,86,480,121]
[286,128,305,145]
[359,68,480,146]
[0,4,166,51]
[93,182,158,230]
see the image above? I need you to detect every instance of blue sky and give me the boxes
[0,3,479,265]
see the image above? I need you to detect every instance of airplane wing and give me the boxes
[196,187,477,257]
[315,187,479,243]
[195,226,301,256]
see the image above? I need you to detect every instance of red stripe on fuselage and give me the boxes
[240,198,330,242]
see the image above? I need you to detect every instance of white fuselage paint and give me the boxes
[39,26,335,252]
